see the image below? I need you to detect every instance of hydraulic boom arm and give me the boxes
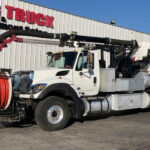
[0,30,138,51]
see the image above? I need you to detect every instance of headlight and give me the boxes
[29,83,47,94]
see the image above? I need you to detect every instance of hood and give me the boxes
[32,68,71,84]
[12,68,72,93]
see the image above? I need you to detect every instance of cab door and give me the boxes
[73,51,99,96]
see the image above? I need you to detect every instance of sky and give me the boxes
[24,0,150,34]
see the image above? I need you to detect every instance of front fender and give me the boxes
[38,83,84,119]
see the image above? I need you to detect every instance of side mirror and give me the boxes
[88,52,93,70]
[46,52,52,57]
[89,53,93,64]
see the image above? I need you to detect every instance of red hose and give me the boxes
[0,35,23,51]
[0,74,10,109]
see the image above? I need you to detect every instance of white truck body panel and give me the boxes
[110,93,142,111]
[107,92,150,111]
[115,78,145,91]
[100,68,145,92]
[100,68,116,92]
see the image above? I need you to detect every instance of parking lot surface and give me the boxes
[1,110,150,150]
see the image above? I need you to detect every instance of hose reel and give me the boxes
[0,71,12,109]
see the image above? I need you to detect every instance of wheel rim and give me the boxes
[47,105,64,125]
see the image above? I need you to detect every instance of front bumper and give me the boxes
[13,89,42,100]
[18,93,40,99]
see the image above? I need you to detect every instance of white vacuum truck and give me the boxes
[0,30,150,131]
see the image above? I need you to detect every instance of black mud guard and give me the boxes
[38,83,85,119]
[0,100,15,117]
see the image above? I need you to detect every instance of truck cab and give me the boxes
[46,49,101,96]
[13,49,101,99]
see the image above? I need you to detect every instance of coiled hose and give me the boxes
[0,73,11,109]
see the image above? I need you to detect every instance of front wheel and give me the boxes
[35,96,70,131]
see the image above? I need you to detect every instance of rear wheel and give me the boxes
[35,96,70,131]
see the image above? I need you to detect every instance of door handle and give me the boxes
[79,72,83,76]
[94,77,97,84]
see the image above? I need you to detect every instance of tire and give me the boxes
[35,96,70,131]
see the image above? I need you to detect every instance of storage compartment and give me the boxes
[115,78,145,92]
[100,68,116,92]
[100,68,145,92]
[110,93,142,111]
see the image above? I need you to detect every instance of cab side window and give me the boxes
[76,53,83,71]
[76,52,94,71]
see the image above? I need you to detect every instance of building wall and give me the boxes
[0,0,150,71]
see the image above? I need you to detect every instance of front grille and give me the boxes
[19,77,32,94]
[12,71,34,94]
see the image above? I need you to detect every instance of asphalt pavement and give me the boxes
[0,109,150,150]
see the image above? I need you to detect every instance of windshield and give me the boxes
[47,52,77,69]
